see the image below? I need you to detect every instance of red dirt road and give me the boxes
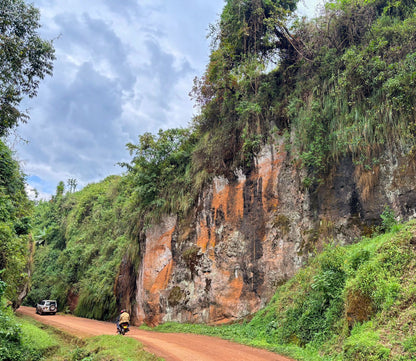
[17,306,294,361]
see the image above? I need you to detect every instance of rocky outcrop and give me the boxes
[127,138,416,326]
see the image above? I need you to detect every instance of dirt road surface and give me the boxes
[17,306,295,361]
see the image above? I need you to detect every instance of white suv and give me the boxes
[36,300,57,315]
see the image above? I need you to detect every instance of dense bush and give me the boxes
[0,280,46,361]
[122,128,198,222]
[286,0,416,181]
[26,176,133,320]
[187,0,416,186]
[0,140,33,306]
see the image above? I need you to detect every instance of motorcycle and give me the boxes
[117,322,130,335]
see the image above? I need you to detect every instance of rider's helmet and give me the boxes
[120,309,125,314]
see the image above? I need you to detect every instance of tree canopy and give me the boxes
[122,128,197,220]
[217,0,298,61]
[0,139,32,305]
[0,0,54,308]
[0,0,55,136]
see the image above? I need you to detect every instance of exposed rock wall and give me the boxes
[128,139,416,326]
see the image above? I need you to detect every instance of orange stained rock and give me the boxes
[197,220,210,252]
[196,219,216,260]
[150,260,173,294]
[196,178,244,259]
[207,273,245,324]
[256,145,286,213]
[211,178,244,225]
[216,273,244,309]
[142,225,175,293]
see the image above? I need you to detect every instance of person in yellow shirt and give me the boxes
[116,309,130,334]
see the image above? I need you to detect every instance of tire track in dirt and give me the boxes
[17,306,294,361]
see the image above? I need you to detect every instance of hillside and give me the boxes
[21,0,416,360]
[26,175,135,320]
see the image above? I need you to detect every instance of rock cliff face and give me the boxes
[124,139,416,326]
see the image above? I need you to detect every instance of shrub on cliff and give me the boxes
[189,0,416,185]
[121,128,197,223]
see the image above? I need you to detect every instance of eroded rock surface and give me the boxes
[126,140,416,325]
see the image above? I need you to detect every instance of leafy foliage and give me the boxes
[26,176,134,320]
[285,0,416,180]
[0,140,33,306]
[0,0,55,136]
[0,280,48,361]
[189,0,416,186]
[121,128,197,222]
[190,0,300,178]
[217,0,298,61]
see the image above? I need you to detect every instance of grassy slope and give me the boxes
[153,220,416,361]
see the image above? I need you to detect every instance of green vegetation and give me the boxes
[26,176,136,320]
[13,314,164,361]
[0,280,61,361]
[0,280,41,361]
[7,0,416,359]
[0,1,56,359]
[18,319,60,360]
[0,138,33,306]
[153,220,416,360]
[0,0,55,136]
[65,335,163,361]
[288,0,416,180]
[0,0,55,303]
[121,128,198,222]
[189,0,416,188]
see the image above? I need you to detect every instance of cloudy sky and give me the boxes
[10,0,322,199]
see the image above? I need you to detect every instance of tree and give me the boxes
[0,139,32,306]
[122,128,196,217]
[189,0,300,175]
[56,181,64,197]
[67,178,77,193]
[193,0,300,128]
[216,0,298,62]
[0,0,55,136]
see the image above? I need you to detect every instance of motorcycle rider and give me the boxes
[116,309,130,333]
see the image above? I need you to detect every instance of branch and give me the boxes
[279,24,313,62]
